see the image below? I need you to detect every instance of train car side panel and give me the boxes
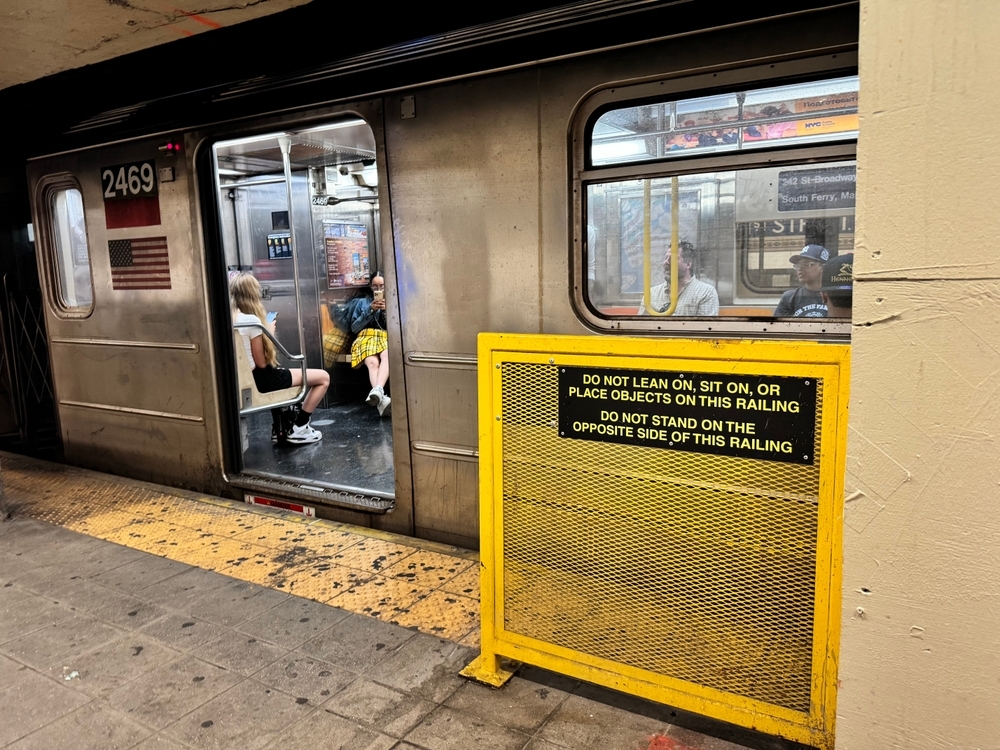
[28,141,222,491]
[384,6,858,547]
[386,70,544,548]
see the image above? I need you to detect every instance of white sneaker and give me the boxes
[286,422,322,444]
[377,395,391,418]
[366,386,383,407]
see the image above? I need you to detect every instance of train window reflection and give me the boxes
[591,76,858,167]
[585,160,856,317]
[49,187,93,311]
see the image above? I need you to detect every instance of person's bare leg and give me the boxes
[375,350,391,417]
[364,355,380,388]
[290,368,330,413]
[364,355,383,406]
[284,369,329,441]
[376,349,389,389]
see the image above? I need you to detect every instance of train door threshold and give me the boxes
[229,471,394,514]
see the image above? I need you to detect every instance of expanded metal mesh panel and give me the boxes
[501,362,822,712]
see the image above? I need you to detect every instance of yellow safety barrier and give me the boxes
[462,334,850,750]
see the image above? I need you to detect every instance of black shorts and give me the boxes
[253,365,292,393]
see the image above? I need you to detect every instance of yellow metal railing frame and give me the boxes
[463,333,851,750]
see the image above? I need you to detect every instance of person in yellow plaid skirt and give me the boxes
[347,274,390,417]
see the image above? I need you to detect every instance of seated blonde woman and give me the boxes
[230,272,330,444]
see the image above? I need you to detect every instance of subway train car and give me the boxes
[22,1,859,550]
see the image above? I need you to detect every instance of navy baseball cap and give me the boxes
[789,244,830,264]
[819,253,854,292]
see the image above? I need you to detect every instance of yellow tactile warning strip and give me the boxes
[0,452,482,647]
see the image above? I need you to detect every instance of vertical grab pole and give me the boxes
[278,136,308,362]
[667,175,679,314]
[643,177,680,316]
[642,178,652,313]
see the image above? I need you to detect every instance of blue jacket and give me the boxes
[343,296,386,335]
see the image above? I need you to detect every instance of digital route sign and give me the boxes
[558,365,818,465]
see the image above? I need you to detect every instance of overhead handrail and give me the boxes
[642,176,680,316]
[218,177,287,189]
[233,322,307,415]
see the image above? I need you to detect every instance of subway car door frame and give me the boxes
[193,99,416,535]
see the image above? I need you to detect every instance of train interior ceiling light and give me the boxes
[214,120,377,181]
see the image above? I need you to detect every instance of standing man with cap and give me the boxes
[773,244,830,317]
[819,253,853,317]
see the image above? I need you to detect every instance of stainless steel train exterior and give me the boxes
[25,3,859,550]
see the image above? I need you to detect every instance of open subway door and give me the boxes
[209,113,406,523]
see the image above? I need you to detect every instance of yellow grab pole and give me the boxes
[642,178,652,313]
[643,177,680,316]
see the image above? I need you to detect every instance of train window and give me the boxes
[591,76,858,166]
[586,160,856,316]
[577,70,858,333]
[49,186,94,312]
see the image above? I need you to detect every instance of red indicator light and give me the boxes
[158,140,182,155]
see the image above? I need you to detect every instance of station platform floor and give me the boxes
[0,452,805,750]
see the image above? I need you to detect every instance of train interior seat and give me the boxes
[232,329,304,410]
[594,305,774,317]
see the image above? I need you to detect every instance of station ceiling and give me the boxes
[0,0,855,169]
[0,0,311,91]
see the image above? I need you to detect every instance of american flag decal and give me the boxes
[108,237,171,290]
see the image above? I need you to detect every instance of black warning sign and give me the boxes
[777,165,856,212]
[558,366,817,465]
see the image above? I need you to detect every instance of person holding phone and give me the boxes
[231,272,330,444]
[346,274,391,417]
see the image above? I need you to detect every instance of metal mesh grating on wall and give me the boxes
[500,362,822,712]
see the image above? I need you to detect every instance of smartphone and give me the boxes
[373,289,384,302]
[265,311,277,324]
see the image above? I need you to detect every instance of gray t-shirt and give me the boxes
[774,287,827,318]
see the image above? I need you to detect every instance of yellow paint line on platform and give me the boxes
[328,536,417,571]
[440,565,481,598]
[459,627,481,649]
[328,574,435,622]
[0,452,481,644]
[382,549,476,589]
[283,566,376,602]
[393,589,480,641]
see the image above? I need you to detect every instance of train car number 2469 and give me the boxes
[101,161,158,200]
